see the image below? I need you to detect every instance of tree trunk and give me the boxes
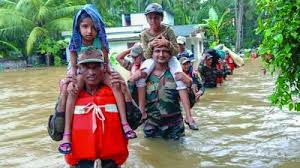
[235,0,244,52]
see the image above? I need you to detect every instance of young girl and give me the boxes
[59,4,136,155]
[131,3,197,129]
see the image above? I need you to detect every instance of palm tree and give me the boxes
[0,0,84,56]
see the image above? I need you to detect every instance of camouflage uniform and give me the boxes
[200,66,218,88]
[192,72,205,96]
[144,70,184,140]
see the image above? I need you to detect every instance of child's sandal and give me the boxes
[58,132,72,154]
[122,123,137,139]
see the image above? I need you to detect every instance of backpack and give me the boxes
[47,105,65,141]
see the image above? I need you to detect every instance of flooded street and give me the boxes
[1,60,300,168]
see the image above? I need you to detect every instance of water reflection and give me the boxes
[0,61,300,168]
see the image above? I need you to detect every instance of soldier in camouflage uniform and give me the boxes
[143,45,185,140]
[199,53,219,88]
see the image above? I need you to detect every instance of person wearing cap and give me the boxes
[116,43,144,103]
[180,57,205,100]
[179,57,206,130]
[55,48,129,167]
[199,53,218,88]
[60,4,130,156]
[176,36,195,62]
[59,48,136,156]
[116,43,144,77]
[143,44,188,139]
[131,3,191,126]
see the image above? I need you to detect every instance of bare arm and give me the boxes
[56,94,67,112]
[102,48,109,65]
[69,51,78,76]
[110,71,132,102]
[116,48,131,65]
[56,78,73,112]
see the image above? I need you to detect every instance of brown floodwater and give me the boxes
[0,60,300,168]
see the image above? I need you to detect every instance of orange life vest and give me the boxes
[65,85,128,166]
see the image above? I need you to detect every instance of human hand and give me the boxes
[67,67,77,78]
[195,91,202,100]
[157,35,169,47]
[110,71,127,93]
[129,68,146,82]
[151,35,169,48]
[59,78,69,96]
[67,80,79,96]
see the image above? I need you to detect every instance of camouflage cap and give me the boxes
[129,44,143,58]
[145,3,164,15]
[77,47,103,65]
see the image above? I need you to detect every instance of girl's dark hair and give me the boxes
[76,11,91,30]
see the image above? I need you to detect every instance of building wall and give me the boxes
[185,37,204,66]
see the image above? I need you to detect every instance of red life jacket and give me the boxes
[65,85,128,166]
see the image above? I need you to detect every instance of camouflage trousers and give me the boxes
[143,114,185,140]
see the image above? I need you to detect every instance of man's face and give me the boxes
[182,61,190,72]
[80,62,105,86]
[146,13,162,30]
[152,46,171,64]
[177,43,185,52]
[79,17,97,44]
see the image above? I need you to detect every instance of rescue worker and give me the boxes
[180,57,205,101]
[64,48,128,167]
[143,43,198,139]
[199,53,219,88]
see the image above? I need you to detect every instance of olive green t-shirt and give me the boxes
[140,24,178,59]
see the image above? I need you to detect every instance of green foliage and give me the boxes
[256,0,300,111]
[203,7,230,45]
[109,52,118,66]
[0,0,83,57]
[0,40,22,59]
[38,38,68,66]
[243,0,261,48]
